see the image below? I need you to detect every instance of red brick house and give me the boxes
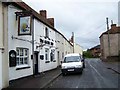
[89,45,101,58]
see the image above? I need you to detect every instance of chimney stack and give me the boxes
[40,10,47,18]
[111,24,116,30]
[47,18,54,27]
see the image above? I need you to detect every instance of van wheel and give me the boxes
[62,73,66,76]
[80,71,83,74]
[83,63,85,68]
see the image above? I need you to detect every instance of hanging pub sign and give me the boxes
[18,16,32,35]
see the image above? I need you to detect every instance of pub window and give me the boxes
[45,27,49,38]
[50,49,55,61]
[62,52,64,59]
[45,48,49,61]
[16,48,29,66]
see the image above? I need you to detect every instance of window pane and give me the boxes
[20,49,23,56]
[25,49,28,56]
[45,54,47,60]
[45,27,49,38]
[16,48,29,66]
[64,56,81,63]
[17,49,19,56]
[24,57,28,64]
[16,57,19,65]
[20,58,23,64]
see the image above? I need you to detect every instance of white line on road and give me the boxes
[88,61,104,80]
[75,86,79,88]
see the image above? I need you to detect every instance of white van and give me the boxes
[61,53,84,75]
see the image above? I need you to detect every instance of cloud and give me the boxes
[23,0,118,50]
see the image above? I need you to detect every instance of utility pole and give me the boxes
[106,17,110,57]
[72,32,74,53]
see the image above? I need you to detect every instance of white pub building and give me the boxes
[0,1,74,89]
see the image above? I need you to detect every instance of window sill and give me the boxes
[53,60,56,62]
[45,61,50,63]
[16,66,31,70]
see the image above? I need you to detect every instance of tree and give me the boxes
[83,49,93,58]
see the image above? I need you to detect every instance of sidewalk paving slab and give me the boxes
[4,67,61,89]
[102,61,120,74]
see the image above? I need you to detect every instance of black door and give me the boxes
[34,51,39,75]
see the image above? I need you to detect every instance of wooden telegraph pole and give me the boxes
[72,32,74,53]
[106,17,110,56]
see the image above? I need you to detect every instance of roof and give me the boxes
[3,1,73,47]
[99,26,120,38]
[65,53,81,57]
[90,45,100,50]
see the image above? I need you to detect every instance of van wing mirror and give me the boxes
[81,58,84,62]
[61,61,63,63]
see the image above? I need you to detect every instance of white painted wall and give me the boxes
[55,32,64,66]
[64,39,73,56]
[0,2,3,89]
[0,3,10,89]
[118,1,120,25]
[103,35,109,59]
[34,19,57,73]
[8,5,33,80]
[0,2,3,48]
[0,50,2,90]
[102,34,119,60]
[109,34,119,56]
[100,35,104,60]
[74,43,83,55]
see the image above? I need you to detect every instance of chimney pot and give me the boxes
[111,24,116,30]
[47,18,54,27]
[40,10,47,18]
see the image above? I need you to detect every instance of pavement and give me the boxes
[101,60,120,74]
[4,67,61,89]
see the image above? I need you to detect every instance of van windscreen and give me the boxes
[64,56,81,63]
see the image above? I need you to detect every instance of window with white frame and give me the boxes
[16,48,29,66]
[62,52,64,59]
[45,27,49,38]
[45,48,49,61]
[50,49,55,61]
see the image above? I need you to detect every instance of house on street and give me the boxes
[89,45,101,58]
[99,24,120,61]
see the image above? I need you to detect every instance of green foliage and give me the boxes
[83,50,93,58]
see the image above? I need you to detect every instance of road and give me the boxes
[45,59,119,88]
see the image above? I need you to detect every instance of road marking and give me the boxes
[88,61,104,80]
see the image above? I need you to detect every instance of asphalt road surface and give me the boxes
[45,59,119,88]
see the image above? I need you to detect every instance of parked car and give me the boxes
[61,53,85,75]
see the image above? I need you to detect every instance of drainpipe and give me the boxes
[31,16,35,75]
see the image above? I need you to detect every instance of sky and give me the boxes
[23,0,119,50]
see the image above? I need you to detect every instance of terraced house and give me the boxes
[0,1,73,89]
[100,24,120,61]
